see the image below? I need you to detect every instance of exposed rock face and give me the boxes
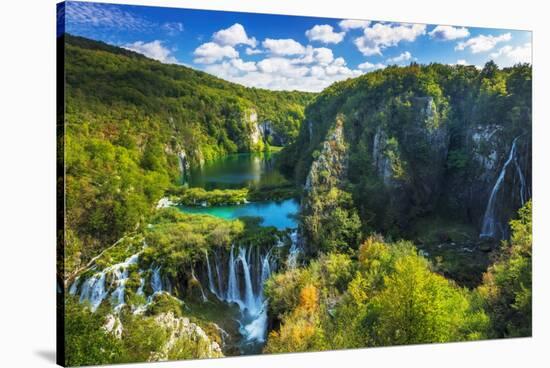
[149,312,223,361]
[372,127,395,186]
[259,120,286,146]
[301,116,354,253]
[304,117,348,192]
[103,314,123,339]
[248,110,262,148]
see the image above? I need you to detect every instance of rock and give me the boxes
[150,312,224,361]
[103,314,123,339]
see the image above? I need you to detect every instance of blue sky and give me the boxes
[61,1,532,92]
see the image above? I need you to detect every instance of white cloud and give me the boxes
[456,59,468,65]
[490,42,531,65]
[357,61,386,71]
[292,46,334,65]
[123,40,178,64]
[428,25,469,40]
[339,19,371,31]
[245,47,263,55]
[162,22,184,36]
[305,24,345,44]
[204,52,362,92]
[387,51,412,63]
[212,23,257,47]
[257,57,310,78]
[262,38,306,56]
[455,33,512,53]
[354,23,426,56]
[193,42,238,64]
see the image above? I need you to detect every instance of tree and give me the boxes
[478,201,532,337]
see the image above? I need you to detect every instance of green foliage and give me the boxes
[478,201,532,337]
[284,62,532,239]
[64,297,123,366]
[302,187,362,255]
[169,187,249,206]
[63,34,312,276]
[265,236,489,353]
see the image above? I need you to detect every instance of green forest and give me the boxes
[60,34,532,366]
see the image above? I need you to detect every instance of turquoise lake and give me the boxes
[178,152,299,229]
[177,199,299,229]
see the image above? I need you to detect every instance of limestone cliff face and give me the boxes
[300,116,357,253]
[149,312,223,361]
[247,110,262,148]
[304,117,348,192]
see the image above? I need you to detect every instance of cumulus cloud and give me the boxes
[490,42,531,65]
[193,42,238,64]
[305,24,345,44]
[354,23,426,56]
[123,40,179,63]
[262,38,306,56]
[455,33,512,53]
[212,23,257,47]
[428,25,469,40]
[387,51,412,63]
[357,61,386,71]
[292,46,335,65]
[339,19,371,31]
[204,51,362,92]
[456,59,468,65]
[245,47,263,55]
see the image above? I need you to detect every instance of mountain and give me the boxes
[279,61,532,255]
[60,34,314,270]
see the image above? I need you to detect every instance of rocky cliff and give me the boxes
[285,62,531,245]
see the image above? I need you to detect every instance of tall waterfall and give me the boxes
[480,137,527,239]
[204,244,276,344]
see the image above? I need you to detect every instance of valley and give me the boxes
[60,34,532,365]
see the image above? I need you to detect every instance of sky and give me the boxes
[60,1,532,92]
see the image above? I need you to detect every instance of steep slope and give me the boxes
[281,62,531,252]
[61,34,314,274]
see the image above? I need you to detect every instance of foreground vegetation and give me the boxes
[265,201,532,352]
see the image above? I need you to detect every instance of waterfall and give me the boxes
[151,265,163,294]
[205,250,219,298]
[239,247,257,315]
[77,252,140,312]
[480,137,525,239]
[227,245,241,306]
[286,230,301,268]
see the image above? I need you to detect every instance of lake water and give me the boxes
[177,198,299,229]
[186,152,288,190]
[179,152,299,229]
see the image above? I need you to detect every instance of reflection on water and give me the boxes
[186,152,287,190]
[179,152,298,229]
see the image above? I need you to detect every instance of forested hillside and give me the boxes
[280,61,531,256]
[60,34,532,367]
[61,35,313,275]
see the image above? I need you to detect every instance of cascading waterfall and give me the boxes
[480,136,527,239]
[286,230,301,269]
[203,244,276,345]
[71,251,169,314]
[74,253,139,312]
[226,245,242,307]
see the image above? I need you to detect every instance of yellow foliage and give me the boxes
[299,284,319,313]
